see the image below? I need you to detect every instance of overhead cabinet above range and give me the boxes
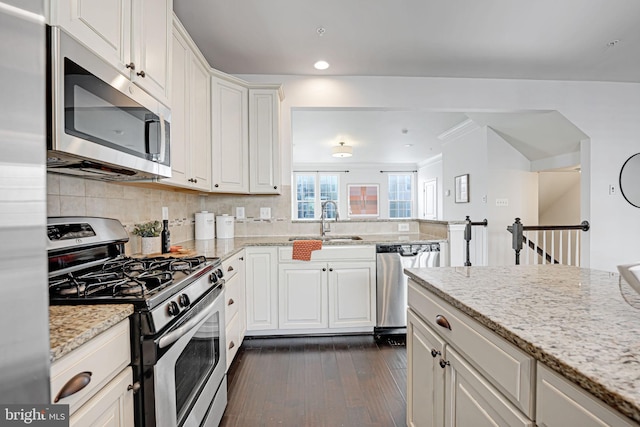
[49,0,173,106]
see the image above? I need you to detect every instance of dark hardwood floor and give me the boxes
[220,334,407,427]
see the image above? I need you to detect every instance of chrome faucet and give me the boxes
[320,200,339,236]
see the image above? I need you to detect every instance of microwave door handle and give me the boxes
[157,296,218,349]
[158,113,166,163]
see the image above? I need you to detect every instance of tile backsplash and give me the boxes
[47,174,439,254]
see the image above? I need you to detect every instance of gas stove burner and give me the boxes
[78,270,124,282]
[51,277,87,296]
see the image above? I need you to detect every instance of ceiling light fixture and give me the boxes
[314,60,330,70]
[332,142,353,158]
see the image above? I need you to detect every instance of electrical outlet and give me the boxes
[609,185,616,195]
[162,207,169,220]
[398,223,410,232]
[482,195,487,203]
[260,207,271,219]
[496,198,509,207]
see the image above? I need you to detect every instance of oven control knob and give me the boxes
[167,301,180,317]
[209,273,218,284]
[215,268,224,279]
[178,293,190,307]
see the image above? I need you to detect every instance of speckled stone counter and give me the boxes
[405,265,640,423]
[177,233,445,261]
[50,305,133,362]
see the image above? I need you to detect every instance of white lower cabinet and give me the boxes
[407,279,535,427]
[245,247,278,331]
[407,309,445,427]
[223,250,246,369]
[536,364,639,427]
[278,262,328,329]
[328,262,376,328]
[50,319,133,427]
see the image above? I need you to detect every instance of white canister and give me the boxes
[216,215,235,239]
[195,211,215,240]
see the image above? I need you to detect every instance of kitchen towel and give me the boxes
[292,240,323,261]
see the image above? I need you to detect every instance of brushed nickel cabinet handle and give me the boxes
[126,62,135,70]
[229,341,235,350]
[54,371,92,402]
[227,266,234,272]
[228,298,234,306]
[435,315,451,330]
[137,70,146,78]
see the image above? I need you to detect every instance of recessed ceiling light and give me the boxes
[314,60,330,70]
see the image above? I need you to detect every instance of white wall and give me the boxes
[539,171,581,225]
[238,73,640,272]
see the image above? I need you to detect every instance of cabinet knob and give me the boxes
[439,359,450,369]
[126,62,135,70]
[435,314,452,330]
[215,184,219,188]
[273,186,278,190]
[54,371,92,402]
[322,268,326,271]
[329,268,333,272]
[239,257,244,261]
[228,298,235,306]
[137,70,146,78]
[430,349,441,358]
[193,178,197,183]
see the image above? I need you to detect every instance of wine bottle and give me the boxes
[161,219,170,253]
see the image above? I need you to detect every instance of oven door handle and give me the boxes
[157,297,218,349]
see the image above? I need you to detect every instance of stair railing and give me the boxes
[464,216,488,266]
[507,218,590,266]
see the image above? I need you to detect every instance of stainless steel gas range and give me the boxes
[47,216,227,427]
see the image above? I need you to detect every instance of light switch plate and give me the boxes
[260,207,271,219]
[496,198,509,207]
[236,207,245,219]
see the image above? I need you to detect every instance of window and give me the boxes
[388,174,413,218]
[294,173,339,219]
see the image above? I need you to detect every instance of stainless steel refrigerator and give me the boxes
[0,0,49,403]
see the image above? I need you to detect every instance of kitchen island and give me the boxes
[405,265,640,425]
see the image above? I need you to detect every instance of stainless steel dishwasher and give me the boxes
[375,243,440,337]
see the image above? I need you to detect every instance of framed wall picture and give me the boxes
[455,174,469,203]
[348,184,379,217]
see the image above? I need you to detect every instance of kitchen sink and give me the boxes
[288,236,363,242]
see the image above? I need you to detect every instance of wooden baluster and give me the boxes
[542,230,547,264]
[551,230,555,264]
[567,230,572,266]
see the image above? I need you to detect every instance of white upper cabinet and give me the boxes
[211,75,249,193]
[51,0,172,106]
[249,88,282,194]
[164,18,210,191]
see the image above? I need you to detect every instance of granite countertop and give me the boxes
[49,304,134,362]
[405,265,640,423]
[177,233,445,261]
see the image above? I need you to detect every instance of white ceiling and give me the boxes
[174,0,633,167]
[174,0,640,82]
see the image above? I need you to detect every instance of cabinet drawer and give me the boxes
[224,273,241,323]
[225,313,241,369]
[222,252,242,281]
[279,245,375,262]
[537,364,638,427]
[51,319,130,415]
[408,279,535,418]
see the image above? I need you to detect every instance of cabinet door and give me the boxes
[328,262,375,328]
[278,263,328,329]
[407,309,445,427]
[188,53,211,191]
[249,88,281,194]
[245,247,278,331]
[536,364,638,427]
[211,77,249,193]
[53,0,131,74]
[69,367,134,427]
[130,0,171,105]
[165,27,189,186]
[444,347,533,427]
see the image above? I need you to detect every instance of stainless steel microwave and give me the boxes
[46,26,171,181]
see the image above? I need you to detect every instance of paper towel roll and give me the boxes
[216,215,235,239]
[195,211,215,240]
